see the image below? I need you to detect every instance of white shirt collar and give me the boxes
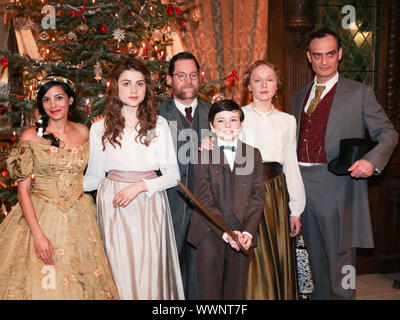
[174,98,198,117]
[312,72,339,96]
[216,137,238,148]
[216,137,238,171]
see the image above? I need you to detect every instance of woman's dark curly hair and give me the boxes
[35,76,76,147]
[102,58,158,150]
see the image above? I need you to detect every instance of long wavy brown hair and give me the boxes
[102,58,158,150]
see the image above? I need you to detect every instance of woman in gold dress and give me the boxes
[0,76,118,299]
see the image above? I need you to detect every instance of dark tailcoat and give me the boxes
[187,140,265,299]
[159,99,211,299]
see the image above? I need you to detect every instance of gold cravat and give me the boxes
[306,85,326,116]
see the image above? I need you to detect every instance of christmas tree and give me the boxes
[0,0,193,217]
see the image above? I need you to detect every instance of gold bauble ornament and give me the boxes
[76,23,89,33]
[152,29,162,42]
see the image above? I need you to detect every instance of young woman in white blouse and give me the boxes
[83,58,184,300]
[241,61,306,300]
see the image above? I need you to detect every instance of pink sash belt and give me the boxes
[107,170,157,183]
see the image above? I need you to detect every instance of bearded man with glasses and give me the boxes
[159,52,211,300]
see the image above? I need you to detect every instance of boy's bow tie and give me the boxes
[219,145,236,152]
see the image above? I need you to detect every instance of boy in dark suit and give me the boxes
[187,99,265,300]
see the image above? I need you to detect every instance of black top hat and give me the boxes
[327,138,377,176]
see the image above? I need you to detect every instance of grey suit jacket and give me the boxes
[159,99,211,244]
[291,74,398,252]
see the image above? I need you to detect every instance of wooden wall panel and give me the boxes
[267,0,314,114]
[286,51,312,110]
[359,0,400,274]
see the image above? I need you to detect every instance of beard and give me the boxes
[173,84,199,101]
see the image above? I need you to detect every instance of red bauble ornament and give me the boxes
[1,170,7,177]
[0,105,8,115]
[100,22,107,34]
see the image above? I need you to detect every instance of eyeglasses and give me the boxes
[172,73,199,81]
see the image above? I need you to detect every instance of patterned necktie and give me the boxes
[306,85,326,116]
[220,145,236,152]
[185,106,193,123]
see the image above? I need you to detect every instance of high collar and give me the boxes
[313,72,339,90]
[249,103,276,116]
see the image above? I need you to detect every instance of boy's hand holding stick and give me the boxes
[177,180,249,256]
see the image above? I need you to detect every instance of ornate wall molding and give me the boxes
[284,0,315,48]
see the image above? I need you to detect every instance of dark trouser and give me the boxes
[180,242,198,300]
[196,231,251,300]
[172,203,198,300]
[197,212,250,300]
[300,165,356,300]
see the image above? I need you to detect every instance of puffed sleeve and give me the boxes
[143,116,180,197]
[83,120,107,192]
[6,141,34,181]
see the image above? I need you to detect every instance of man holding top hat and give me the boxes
[291,27,398,299]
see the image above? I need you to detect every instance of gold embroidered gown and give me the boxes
[0,140,118,300]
